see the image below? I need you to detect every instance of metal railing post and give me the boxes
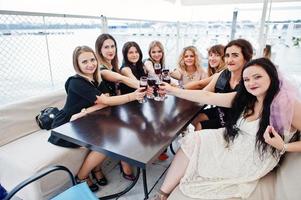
[43,16,54,86]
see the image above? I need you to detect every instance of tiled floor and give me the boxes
[95,138,181,200]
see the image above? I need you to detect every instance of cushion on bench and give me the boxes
[0,127,88,199]
[0,90,65,147]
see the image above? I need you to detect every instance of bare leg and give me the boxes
[191,113,209,131]
[120,161,132,175]
[77,151,106,180]
[160,148,189,195]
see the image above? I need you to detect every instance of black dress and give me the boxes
[119,63,147,94]
[48,75,108,148]
[99,65,118,96]
[200,69,240,129]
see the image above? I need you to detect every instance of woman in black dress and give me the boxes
[119,41,147,94]
[48,46,145,192]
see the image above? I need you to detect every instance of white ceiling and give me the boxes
[165,0,301,5]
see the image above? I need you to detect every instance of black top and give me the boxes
[120,63,147,94]
[214,69,240,116]
[215,69,240,93]
[99,65,118,96]
[48,75,107,148]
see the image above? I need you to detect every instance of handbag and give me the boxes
[36,107,59,130]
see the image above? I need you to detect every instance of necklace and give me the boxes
[185,72,196,81]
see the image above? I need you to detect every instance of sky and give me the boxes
[0,0,301,22]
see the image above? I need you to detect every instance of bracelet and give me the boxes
[280,143,287,155]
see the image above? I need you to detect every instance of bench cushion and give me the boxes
[0,130,88,199]
[275,152,301,200]
[0,90,65,147]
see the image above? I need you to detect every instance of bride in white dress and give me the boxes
[154,58,301,200]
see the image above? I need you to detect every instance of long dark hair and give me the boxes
[95,33,119,72]
[224,39,253,63]
[225,58,280,157]
[122,41,146,78]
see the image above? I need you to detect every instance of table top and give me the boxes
[51,96,202,168]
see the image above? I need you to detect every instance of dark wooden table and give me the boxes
[51,96,202,199]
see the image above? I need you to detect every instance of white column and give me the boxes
[258,0,270,58]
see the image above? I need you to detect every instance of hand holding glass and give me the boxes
[138,76,147,103]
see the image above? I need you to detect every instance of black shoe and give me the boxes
[75,175,99,192]
[91,170,108,186]
[119,162,136,181]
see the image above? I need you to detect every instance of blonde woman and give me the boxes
[144,40,165,74]
[185,44,225,90]
[170,46,207,86]
[48,46,145,192]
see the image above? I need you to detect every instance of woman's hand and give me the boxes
[263,125,285,150]
[70,111,87,121]
[133,87,146,101]
[159,82,176,94]
[96,93,110,104]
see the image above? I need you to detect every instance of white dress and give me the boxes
[179,117,287,199]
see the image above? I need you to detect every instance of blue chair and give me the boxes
[4,165,98,200]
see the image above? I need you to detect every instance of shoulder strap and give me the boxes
[215,69,230,92]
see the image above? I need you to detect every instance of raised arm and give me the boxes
[170,68,182,80]
[203,72,221,92]
[101,70,139,89]
[144,60,155,74]
[184,76,214,90]
[95,88,145,106]
[120,67,138,80]
[161,83,236,108]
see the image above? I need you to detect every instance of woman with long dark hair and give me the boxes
[191,39,253,131]
[48,46,145,192]
[119,41,147,94]
[154,58,301,200]
[95,33,139,96]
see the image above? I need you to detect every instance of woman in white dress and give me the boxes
[155,58,301,200]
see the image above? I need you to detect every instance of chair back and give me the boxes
[4,165,97,200]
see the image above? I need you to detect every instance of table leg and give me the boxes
[170,143,176,155]
[143,169,149,200]
[100,167,140,200]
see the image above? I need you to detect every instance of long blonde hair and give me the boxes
[72,46,101,85]
[148,40,165,67]
[178,46,205,74]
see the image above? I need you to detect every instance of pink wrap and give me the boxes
[269,72,297,134]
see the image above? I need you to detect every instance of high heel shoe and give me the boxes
[119,162,136,181]
[75,175,99,192]
[91,169,108,186]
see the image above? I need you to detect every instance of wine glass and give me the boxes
[154,79,164,101]
[147,74,156,99]
[161,71,171,99]
[154,63,162,77]
[138,76,147,103]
